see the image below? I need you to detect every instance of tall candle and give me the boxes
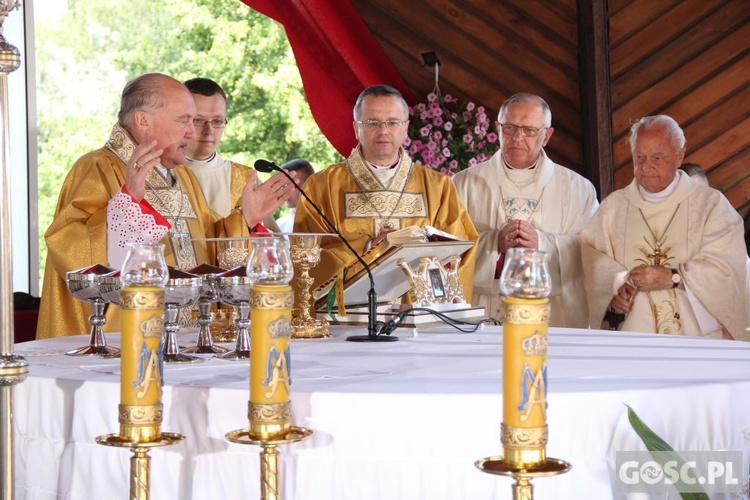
[249,283,294,440]
[501,295,550,465]
[119,285,165,443]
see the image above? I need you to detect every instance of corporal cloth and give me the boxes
[580,172,749,340]
[452,150,598,327]
[294,147,478,301]
[37,125,248,339]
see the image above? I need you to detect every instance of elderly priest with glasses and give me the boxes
[579,115,749,340]
[293,84,478,299]
[452,93,598,327]
[37,73,295,339]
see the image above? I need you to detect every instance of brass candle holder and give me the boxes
[96,244,184,499]
[475,248,570,499]
[289,233,330,339]
[226,237,312,500]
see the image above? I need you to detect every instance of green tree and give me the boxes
[36,0,342,286]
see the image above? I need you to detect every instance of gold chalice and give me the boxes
[288,233,330,339]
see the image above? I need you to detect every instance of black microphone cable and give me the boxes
[377,307,499,336]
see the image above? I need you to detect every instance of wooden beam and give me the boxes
[577,0,614,199]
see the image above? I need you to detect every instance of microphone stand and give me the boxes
[255,160,397,342]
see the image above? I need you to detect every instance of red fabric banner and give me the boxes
[240,0,415,157]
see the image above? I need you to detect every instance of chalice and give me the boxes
[193,237,253,343]
[215,266,252,360]
[182,264,229,355]
[162,268,203,363]
[65,264,120,357]
[289,233,330,338]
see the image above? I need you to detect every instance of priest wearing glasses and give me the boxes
[293,84,478,299]
[37,73,295,339]
[452,93,598,327]
[580,115,748,340]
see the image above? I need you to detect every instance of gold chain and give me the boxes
[638,204,681,252]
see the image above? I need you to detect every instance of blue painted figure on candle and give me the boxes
[135,342,164,399]
[263,316,292,397]
[517,361,547,422]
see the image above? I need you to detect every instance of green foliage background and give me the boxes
[35,0,342,286]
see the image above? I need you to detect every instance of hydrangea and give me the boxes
[405,93,495,176]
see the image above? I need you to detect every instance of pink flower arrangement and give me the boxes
[404,93,497,176]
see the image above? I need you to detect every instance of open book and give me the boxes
[383,225,463,245]
[313,226,474,307]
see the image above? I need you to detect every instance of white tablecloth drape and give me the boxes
[13,326,750,499]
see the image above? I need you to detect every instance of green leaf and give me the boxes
[325,276,338,323]
[625,404,709,500]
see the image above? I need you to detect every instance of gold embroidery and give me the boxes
[646,289,681,334]
[345,147,423,231]
[636,204,681,267]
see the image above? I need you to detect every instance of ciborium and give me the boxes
[288,233,330,339]
[65,264,120,357]
[215,266,252,360]
[182,264,229,355]
[475,248,570,499]
[162,268,202,363]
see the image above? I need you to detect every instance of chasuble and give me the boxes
[294,147,478,301]
[37,125,248,339]
[453,150,598,327]
[580,172,748,340]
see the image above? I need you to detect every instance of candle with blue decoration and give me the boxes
[118,243,168,443]
[246,237,295,440]
[498,248,551,466]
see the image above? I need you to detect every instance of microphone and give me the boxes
[254,159,397,342]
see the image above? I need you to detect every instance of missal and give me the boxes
[313,226,474,307]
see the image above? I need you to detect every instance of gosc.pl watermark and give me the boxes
[616,451,743,494]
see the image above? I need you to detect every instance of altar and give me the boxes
[13,326,750,499]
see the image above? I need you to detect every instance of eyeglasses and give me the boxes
[499,123,547,138]
[193,117,228,129]
[354,119,408,130]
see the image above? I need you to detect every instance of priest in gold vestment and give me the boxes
[294,84,478,300]
[580,115,748,340]
[37,73,295,339]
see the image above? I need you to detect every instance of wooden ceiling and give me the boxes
[350,0,750,218]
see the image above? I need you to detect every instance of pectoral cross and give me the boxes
[171,220,191,255]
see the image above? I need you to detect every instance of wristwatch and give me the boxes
[670,268,681,288]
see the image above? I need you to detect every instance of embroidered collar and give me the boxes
[346,145,413,192]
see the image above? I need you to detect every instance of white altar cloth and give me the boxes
[12,326,750,499]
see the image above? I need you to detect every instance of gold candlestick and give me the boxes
[97,243,184,499]
[289,233,330,338]
[226,237,312,500]
[475,248,570,499]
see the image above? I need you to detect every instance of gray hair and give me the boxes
[497,93,552,128]
[353,84,408,121]
[117,73,172,126]
[628,115,686,152]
